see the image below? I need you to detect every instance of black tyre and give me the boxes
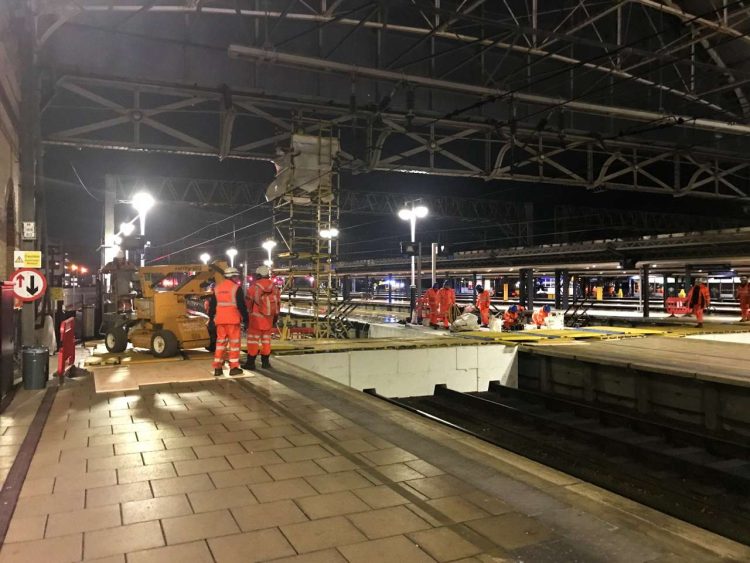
[104,327,128,353]
[151,330,179,358]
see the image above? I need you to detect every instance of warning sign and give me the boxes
[11,269,47,302]
[13,250,42,269]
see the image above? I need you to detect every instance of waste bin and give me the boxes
[22,346,49,390]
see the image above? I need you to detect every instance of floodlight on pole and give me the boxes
[261,239,276,265]
[132,191,154,266]
[200,253,211,265]
[131,192,155,236]
[398,203,429,322]
[120,222,135,236]
[226,247,238,267]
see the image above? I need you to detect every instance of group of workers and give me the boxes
[685,275,750,326]
[422,281,457,328]
[208,264,281,376]
[422,283,553,330]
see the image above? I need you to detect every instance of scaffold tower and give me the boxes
[268,129,340,339]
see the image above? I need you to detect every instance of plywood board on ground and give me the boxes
[454,331,544,342]
[585,326,666,336]
[92,359,255,393]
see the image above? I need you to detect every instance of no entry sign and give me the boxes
[11,269,47,302]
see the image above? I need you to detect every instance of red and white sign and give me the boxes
[11,269,47,302]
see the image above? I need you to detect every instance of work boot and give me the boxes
[696,323,703,328]
[213,368,223,377]
[244,355,257,370]
[261,355,271,369]
[228,367,244,376]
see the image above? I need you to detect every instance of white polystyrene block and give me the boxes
[477,345,502,366]
[456,346,478,369]
[477,346,518,389]
[350,368,436,397]
[282,353,350,387]
[428,347,455,374]
[397,349,429,374]
[350,349,397,378]
[446,369,480,393]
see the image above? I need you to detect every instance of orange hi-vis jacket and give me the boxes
[737,283,750,303]
[425,288,439,312]
[532,308,549,327]
[476,290,491,310]
[686,284,710,309]
[247,278,281,331]
[437,287,455,313]
[213,279,247,325]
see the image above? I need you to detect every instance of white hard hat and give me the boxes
[256,265,271,277]
[116,250,125,259]
[224,267,240,277]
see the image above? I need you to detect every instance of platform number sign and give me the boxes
[11,269,47,302]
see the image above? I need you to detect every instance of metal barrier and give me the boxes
[665,297,691,317]
[56,317,76,379]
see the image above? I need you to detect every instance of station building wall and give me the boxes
[0,2,21,281]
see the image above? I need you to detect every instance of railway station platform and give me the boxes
[1,360,749,563]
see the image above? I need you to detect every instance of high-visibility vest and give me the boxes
[532,309,548,326]
[503,310,518,327]
[477,290,490,309]
[737,284,750,301]
[214,279,241,324]
[425,288,439,310]
[438,288,455,311]
[248,278,280,318]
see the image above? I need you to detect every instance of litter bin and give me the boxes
[22,346,49,390]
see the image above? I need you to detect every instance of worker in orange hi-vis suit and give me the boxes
[425,282,440,328]
[685,278,711,328]
[208,268,249,377]
[475,284,492,327]
[736,276,750,322]
[437,281,456,328]
[244,264,281,370]
[532,305,551,329]
[502,304,520,330]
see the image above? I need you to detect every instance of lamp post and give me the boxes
[262,239,276,266]
[226,247,238,267]
[132,192,155,266]
[200,253,211,265]
[398,204,428,321]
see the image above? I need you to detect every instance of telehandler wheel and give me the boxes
[104,327,128,353]
[151,330,179,358]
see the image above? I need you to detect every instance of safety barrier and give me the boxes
[665,297,691,317]
[56,317,76,378]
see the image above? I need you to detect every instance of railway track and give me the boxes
[366,383,750,545]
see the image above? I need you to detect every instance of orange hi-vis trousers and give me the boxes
[213,324,241,369]
[247,328,272,356]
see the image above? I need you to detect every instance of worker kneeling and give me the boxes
[532,305,551,329]
[244,265,281,370]
[210,268,249,377]
[503,304,525,331]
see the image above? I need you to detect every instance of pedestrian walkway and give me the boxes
[0,364,747,562]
